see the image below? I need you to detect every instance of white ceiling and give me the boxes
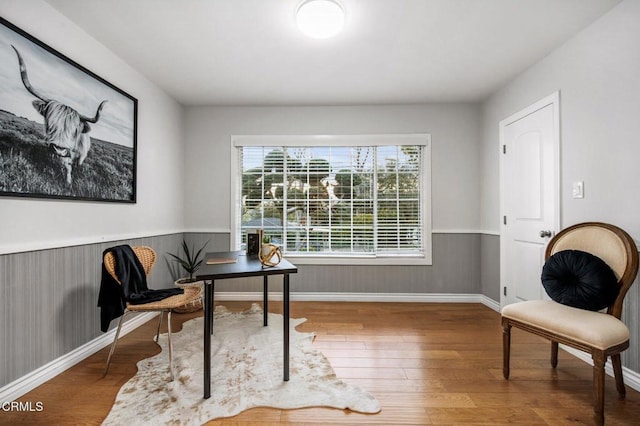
[44,0,620,106]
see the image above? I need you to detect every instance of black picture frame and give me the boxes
[0,17,137,203]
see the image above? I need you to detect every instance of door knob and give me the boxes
[539,230,553,238]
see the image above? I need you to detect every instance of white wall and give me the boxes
[0,0,186,254]
[481,0,640,242]
[183,104,481,234]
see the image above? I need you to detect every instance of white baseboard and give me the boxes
[480,295,501,312]
[217,291,501,312]
[0,312,158,403]
[560,345,640,393]
[216,291,495,304]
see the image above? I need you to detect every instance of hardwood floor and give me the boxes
[4,302,640,425]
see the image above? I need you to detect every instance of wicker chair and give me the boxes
[102,246,202,381]
[502,222,639,425]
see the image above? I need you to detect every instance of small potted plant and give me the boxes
[168,240,208,283]
[167,240,208,312]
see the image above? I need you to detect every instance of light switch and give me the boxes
[572,181,584,199]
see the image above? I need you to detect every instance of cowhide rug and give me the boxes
[102,304,381,425]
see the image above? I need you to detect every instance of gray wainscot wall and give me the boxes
[2,231,496,389]
[3,231,639,395]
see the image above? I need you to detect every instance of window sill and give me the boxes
[283,254,432,266]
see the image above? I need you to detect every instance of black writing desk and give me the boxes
[196,251,298,399]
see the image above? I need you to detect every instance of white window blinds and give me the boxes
[233,135,430,261]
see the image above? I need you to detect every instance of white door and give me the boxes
[500,93,560,308]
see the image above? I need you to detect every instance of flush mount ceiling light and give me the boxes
[296,0,345,39]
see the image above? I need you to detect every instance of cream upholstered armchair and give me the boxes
[501,222,639,426]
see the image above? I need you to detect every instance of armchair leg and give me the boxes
[155,312,163,342]
[103,312,128,377]
[551,341,559,368]
[592,352,606,426]
[611,353,626,398]
[167,310,174,381]
[502,319,511,379]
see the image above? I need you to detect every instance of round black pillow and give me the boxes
[541,250,619,311]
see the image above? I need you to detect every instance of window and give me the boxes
[231,134,431,265]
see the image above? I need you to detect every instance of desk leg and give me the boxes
[203,280,212,399]
[210,280,215,334]
[284,273,290,381]
[263,276,268,326]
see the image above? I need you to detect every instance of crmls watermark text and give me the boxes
[1,401,44,412]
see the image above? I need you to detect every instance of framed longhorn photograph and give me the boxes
[0,17,137,203]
